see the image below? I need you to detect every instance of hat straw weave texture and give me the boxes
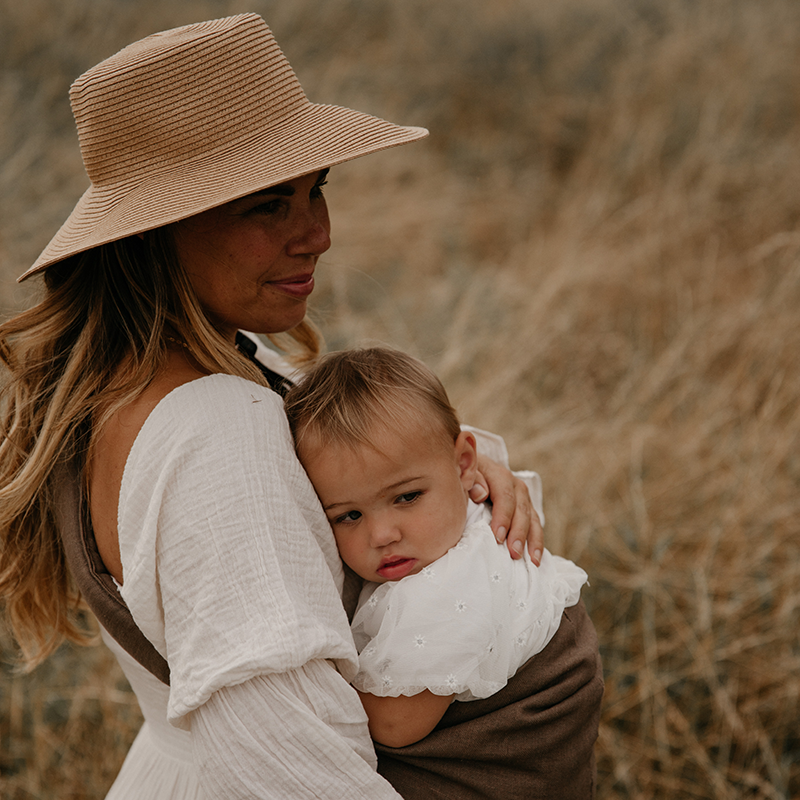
[19,13,427,281]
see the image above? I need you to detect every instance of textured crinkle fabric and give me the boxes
[104,370,402,798]
[350,503,587,701]
[117,374,360,725]
[102,628,400,799]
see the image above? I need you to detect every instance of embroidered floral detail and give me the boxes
[491,572,502,583]
[516,600,527,611]
[381,675,394,689]
[367,593,379,608]
[446,674,459,690]
[421,566,436,579]
[414,634,426,648]
[455,599,467,613]
[514,633,527,647]
[364,645,377,657]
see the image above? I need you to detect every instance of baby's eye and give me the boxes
[333,509,362,525]
[395,491,422,505]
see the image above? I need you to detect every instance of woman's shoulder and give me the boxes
[147,373,282,424]
[119,371,307,532]
[127,374,288,473]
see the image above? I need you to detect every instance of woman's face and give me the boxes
[171,169,331,340]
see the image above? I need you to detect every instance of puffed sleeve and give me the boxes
[117,375,359,723]
[191,660,400,798]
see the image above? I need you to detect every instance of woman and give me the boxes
[0,14,549,799]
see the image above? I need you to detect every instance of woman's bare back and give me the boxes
[89,351,206,584]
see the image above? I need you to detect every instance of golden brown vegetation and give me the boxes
[2,0,798,797]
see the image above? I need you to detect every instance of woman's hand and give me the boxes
[470,455,544,565]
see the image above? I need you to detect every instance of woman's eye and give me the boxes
[395,491,422,505]
[251,199,283,216]
[310,179,328,200]
[334,509,361,524]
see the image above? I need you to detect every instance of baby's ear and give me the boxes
[455,431,479,489]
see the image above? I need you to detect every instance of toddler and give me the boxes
[284,347,596,752]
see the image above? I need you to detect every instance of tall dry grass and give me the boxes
[1,0,799,797]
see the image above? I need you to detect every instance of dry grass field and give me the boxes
[2,0,799,797]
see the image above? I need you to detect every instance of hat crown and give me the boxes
[20,13,427,281]
[70,14,308,186]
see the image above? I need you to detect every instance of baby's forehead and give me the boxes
[368,397,451,435]
[299,407,454,462]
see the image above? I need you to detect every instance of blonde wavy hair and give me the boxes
[0,228,320,667]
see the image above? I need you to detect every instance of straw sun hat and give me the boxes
[18,13,427,281]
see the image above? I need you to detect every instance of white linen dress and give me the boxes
[103,366,401,798]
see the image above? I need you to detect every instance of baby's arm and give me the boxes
[357,689,454,748]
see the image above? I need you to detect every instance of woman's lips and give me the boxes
[267,274,315,298]
[377,557,418,581]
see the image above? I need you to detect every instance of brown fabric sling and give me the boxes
[52,462,171,684]
[53,463,603,798]
[376,600,604,800]
[54,459,603,798]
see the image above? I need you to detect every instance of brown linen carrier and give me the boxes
[53,463,170,684]
[53,465,603,799]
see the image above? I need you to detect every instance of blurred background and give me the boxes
[1,0,799,797]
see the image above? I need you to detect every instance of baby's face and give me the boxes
[299,414,477,583]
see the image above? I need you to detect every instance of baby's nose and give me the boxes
[369,520,401,548]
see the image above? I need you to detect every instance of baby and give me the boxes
[284,347,590,749]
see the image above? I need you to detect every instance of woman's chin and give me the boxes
[228,307,309,337]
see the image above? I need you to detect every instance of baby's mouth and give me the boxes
[377,556,418,581]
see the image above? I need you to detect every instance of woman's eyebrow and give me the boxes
[245,183,295,200]
[244,169,330,202]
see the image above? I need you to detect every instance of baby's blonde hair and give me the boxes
[284,347,461,454]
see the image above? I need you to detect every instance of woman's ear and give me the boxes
[455,431,479,490]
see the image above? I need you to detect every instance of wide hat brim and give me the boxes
[19,104,426,281]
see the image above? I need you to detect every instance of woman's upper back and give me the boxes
[105,369,358,725]
[89,349,208,584]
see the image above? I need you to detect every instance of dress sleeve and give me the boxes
[117,375,358,723]
[191,660,400,799]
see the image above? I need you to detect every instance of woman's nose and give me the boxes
[287,202,331,257]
